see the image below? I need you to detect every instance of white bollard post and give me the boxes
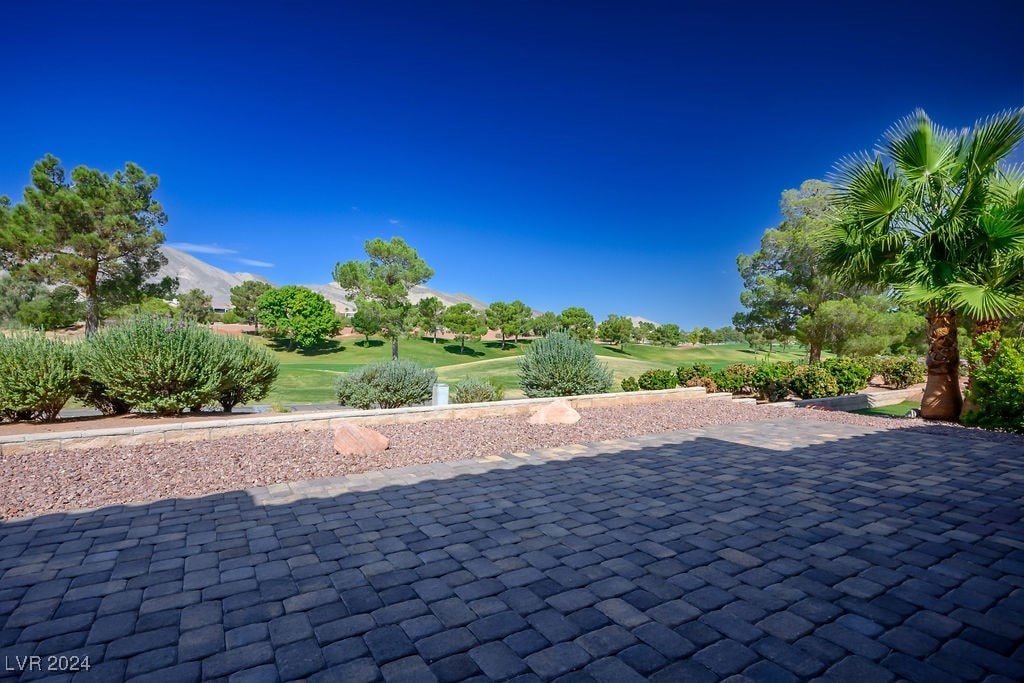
[431,383,449,406]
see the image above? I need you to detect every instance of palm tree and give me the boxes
[824,109,1024,420]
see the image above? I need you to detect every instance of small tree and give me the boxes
[596,314,634,349]
[559,306,595,342]
[486,300,532,349]
[651,323,682,346]
[0,275,47,323]
[16,285,82,330]
[531,311,561,337]
[257,285,340,350]
[333,237,434,361]
[416,296,446,343]
[177,288,213,323]
[632,321,656,343]
[444,303,486,354]
[351,299,385,343]
[230,280,272,332]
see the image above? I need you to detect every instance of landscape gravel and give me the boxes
[2,400,1019,520]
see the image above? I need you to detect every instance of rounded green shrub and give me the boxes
[221,310,241,324]
[789,364,841,399]
[620,376,640,392]
[517,331,613,398]
[79,316,225,416]
[451,376,504,404]
[962,334,1024,434]
[336,361,436,409]
[713,363,757,394]
[216,336,280,412]
[821,357,871,394]
[752,361,796,402]
[677,363,713,384]
[684,376,719,393]
[638,368,679,390]
[0,333,78,422]
[879,356,926,389]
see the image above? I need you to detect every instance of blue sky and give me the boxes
[3,1,1022,327]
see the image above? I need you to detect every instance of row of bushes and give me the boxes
[333,364,507,409]
[335,332,612,409]
[619,356,925,402]
[0,317,279,421]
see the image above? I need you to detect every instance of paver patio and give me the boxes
[1,417,1022,682]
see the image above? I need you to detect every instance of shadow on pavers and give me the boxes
[1,424,1022,681]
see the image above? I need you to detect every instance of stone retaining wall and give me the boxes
[0,386,730,455]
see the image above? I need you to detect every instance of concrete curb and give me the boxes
[0,386,732,455]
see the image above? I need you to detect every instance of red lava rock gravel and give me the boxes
[1,401,1018,520]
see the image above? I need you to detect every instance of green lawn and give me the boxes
[852,401,920,417]
[265,336,815,405]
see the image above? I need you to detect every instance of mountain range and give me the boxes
[157,246,488,312]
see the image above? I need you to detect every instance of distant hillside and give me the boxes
[155,246,486,313]
[303,282,487,314]
[157,246,272,307]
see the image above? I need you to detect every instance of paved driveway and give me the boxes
[1,418,1022,682]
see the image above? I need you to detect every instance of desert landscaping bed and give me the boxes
[3,401,1020,521]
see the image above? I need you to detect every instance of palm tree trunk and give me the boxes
[920,308,962,420]
[809,342,821,364]
[961,318,1002,417]
[391,335,399,361]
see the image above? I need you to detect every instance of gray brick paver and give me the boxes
[1,417,1022,682]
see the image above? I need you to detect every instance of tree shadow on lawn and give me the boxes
[267,339,348,356]
[443,344,486,357]
[2,423,1022,680]
[483,341,520,351]
[354,339,385,348]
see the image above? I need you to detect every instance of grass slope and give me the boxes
[852,401,920,417]
[264,335,815,405]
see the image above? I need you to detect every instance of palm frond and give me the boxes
[944,282,1024,321]
[882,109,959,185]
[967,109,1024,173]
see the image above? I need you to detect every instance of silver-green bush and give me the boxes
[0,333,78,422]
[517,331,613,398]
[79,317,225,416]
[216,337,280,412]
[451,377,504,403]
[335,361,436,409]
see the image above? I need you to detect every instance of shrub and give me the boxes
[0,333,78,422]
[620,376,640,392]
[878,356,926,388]
[638,368,678,390]
[789,364,841,399]
[216,337,280,412]
[821,357,871,394]
[684,376,719,393]
[517,331,613,398]
[221,310,241,324]
[79,316,225,416]
[73,376,132,416]
[713,363,757,394]
[677,363,713,384]
[451,376,504,403]
[962,334,1024,434]
[752,361,796,402]
[336,361,436,409]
